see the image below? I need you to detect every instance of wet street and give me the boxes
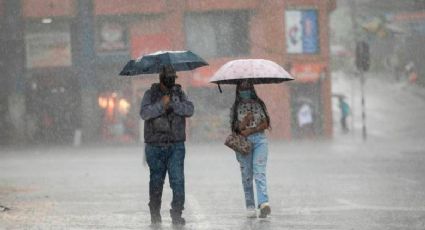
[2,73,425,229]
[1,141,425,229]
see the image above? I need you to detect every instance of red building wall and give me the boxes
[23,0,75,18]
[94,0,165,15]
[20,0,336,141]
[186,0,258,11]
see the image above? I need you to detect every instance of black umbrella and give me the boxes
[119,50,208,76]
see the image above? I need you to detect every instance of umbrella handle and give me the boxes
[217,84,222,93]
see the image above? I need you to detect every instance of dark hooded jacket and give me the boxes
[140,83,194,145]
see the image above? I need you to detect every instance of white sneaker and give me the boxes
[259,203,271,218]
[246,208,257,218]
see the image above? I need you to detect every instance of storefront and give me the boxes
[284,1,335,139]
[288,63,326,139]
[16,0,335,144]
[24,18,79,143]
[94,15,137,143]
[94,12,173,143]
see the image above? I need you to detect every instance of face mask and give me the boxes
[161,75,176,89]
[239,90,253,100]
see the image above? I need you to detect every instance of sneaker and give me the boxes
[246,208,257,218]
[259,203,271,218]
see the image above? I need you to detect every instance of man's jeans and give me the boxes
[145,142,185,216]
[236,132,269,209]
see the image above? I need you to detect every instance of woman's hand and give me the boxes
[239,112,254,130]
[244,112,254,124]
[240,120,268,137]
[240,129,251,137]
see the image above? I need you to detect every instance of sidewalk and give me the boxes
[331,70,425,142]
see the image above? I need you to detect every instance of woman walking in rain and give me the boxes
[210,58,293,219]
[230,80,271,218]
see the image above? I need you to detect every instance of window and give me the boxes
[285,9,319,54]
[25,21,72,68]
[95,17,130,57]
[185,11,250,59]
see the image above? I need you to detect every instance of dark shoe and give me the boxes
[171,216,186,225]
[149,202,162,225]
[170,209,186,226]
[151,213,162,225]
[259,203,271,218]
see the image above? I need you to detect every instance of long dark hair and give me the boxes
[230,83,271,132]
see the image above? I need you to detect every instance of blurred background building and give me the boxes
[0,0,337,145]
[331,0,425,83]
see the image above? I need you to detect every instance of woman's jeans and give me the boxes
[145,142,185,217]
[236,132,269,209]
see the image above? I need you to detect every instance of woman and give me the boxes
[231,80,271,218]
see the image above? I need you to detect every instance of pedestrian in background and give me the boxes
[230,80,271,219]
[338,97,350,133]
[140,65,194,226]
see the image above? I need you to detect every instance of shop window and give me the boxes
[185,11,250,59]
[98,90,136,143]
[285,9,320,54]
[96,19,128,54]
[95,18,130,62]
[25,20,72,68]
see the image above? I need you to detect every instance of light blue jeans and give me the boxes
[235,132,269,209]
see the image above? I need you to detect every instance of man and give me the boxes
[140,65,194,226]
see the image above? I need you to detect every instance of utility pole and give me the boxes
[349,0,368,141]
[356,40,370,142]
[360,69,367,140]
[0,0,26,144]
[74,0,99,143]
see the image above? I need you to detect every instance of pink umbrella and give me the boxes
[209,59,294,85]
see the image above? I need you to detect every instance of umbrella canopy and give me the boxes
[209,59,294,84]
[119,50,208,76]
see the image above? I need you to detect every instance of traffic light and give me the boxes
[355,41,370,72]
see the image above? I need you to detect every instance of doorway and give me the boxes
[290,82,323,139]
[26,70,81,144]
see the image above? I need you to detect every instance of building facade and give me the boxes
[0,0,336,144]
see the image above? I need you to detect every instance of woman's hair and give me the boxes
[230,82,271,132]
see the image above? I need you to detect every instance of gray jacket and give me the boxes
[140,83,194,144]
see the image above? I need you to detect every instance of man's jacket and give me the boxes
[140,83,194,144]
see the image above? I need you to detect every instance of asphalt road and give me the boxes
[1,72,425,229]
[1,139,425,229]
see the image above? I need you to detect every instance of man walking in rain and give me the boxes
[140,65,194,226]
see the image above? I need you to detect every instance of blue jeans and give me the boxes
[145,142,185,215]
[235,132,269,209]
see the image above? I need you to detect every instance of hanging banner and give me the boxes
[285,9,319,54]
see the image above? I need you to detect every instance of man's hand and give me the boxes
[162,95,170,108]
